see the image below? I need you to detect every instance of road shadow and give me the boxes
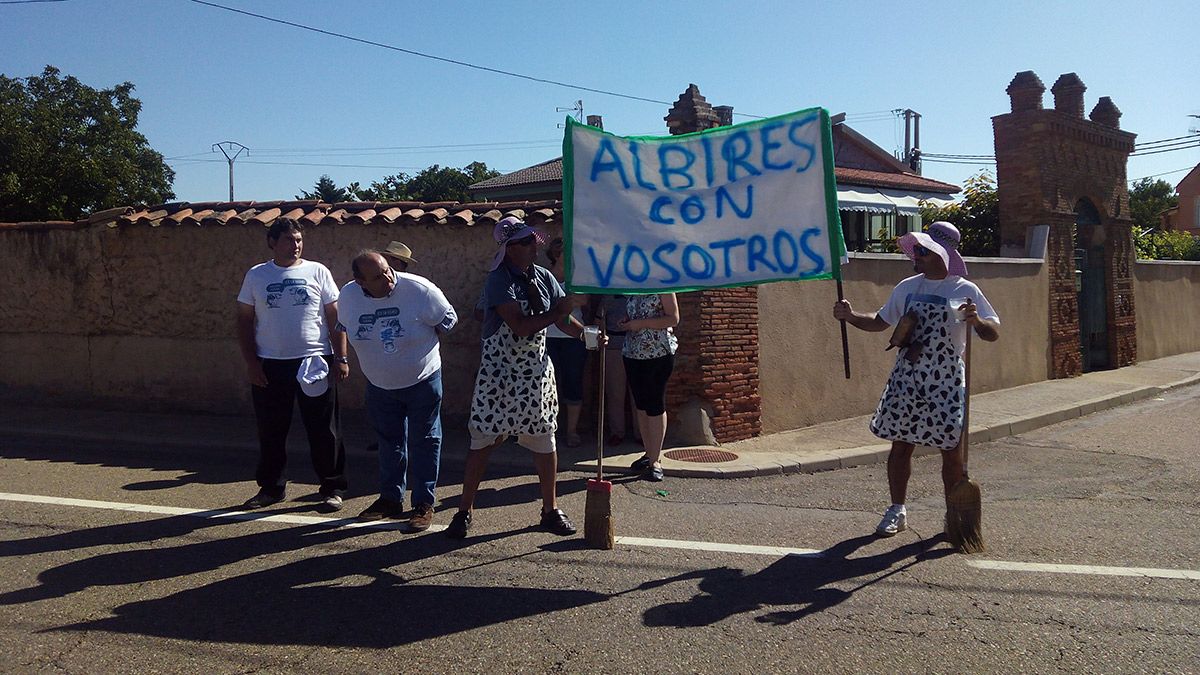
[43,528,605,648]
[639,534,952,627]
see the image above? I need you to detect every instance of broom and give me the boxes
[584,308,615,550]
[946,322,984,553]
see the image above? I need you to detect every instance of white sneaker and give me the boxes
[875,506,907,537]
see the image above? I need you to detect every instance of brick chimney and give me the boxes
[1089,97,1121,129]
[664,84,720,135]
[714,105,734,127]
[1006,70,1045,112]
[1051,73,1087,118]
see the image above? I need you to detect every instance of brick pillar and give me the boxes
[661,85,761,444]
[1047,221,1083,377]
[993,70,1137,378]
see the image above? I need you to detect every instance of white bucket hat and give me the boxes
[296,355,330,397]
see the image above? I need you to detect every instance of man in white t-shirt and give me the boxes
[833,222,1000,539]
[236,218,350,512]
[337,250,457,532]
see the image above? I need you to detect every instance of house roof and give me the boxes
[0,199,562,231]
[468,156,959,196]
[469,157,564,191]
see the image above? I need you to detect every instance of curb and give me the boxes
[570,373,1200,479]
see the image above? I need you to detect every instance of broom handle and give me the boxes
[962,320,972,476]
[596,306,606,481]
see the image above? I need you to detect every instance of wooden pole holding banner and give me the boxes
[584,307,615,550]
[836,278,851,379]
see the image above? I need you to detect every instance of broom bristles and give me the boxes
[945,478,984,554]
[584,480,614,550]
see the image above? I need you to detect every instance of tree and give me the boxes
[0,66,175,222]
[918,171,999,256]
[1128,178,1179,232]
[298,162,501,203]
[296,174,356,203]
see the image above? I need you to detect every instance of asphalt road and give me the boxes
[1,386,1198,674]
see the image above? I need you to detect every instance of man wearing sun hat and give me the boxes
[833,221,1000,538]
[445,216,603,540]
[381,241,417,273]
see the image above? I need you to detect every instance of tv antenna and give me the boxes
[556,99,583,128]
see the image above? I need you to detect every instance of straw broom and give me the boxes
[584,310,615,549]
[945,326,984,553]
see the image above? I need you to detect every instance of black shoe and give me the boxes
[317,493,344,513]
[642,464,664,482]
[446,510,472,539]
[243,490,284,509]
[358,497,404,521]
[630,455,651,472]
[540,508,577,536]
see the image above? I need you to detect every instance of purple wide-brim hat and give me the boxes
[488,216,547,271]
[897,231,950,272]
[898,221,968,277]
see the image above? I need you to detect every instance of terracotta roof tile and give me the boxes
[4,199,567,232]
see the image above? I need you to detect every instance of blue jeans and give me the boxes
[364,370,442,506]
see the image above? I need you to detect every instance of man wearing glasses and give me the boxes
[337,249,457,532]
[833,222,1000,538]
[447,216,601,539]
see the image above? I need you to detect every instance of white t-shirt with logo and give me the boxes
[237,260,340,359]
[337,273,458,390]
[877,274,1000,356]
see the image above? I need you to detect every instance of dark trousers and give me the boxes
[250,357,347,497]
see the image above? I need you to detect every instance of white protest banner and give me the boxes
[563,107,845,294]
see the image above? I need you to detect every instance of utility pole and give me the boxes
[212,141,249,201]
[899,109,922,174]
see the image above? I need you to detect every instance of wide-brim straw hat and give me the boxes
[382,241,417,265]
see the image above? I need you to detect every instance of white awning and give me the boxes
[837,186,956,215]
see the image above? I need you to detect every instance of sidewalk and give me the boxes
[3,351,1199,479]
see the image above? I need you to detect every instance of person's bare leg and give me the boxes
[532,451,558,512]
[644,412,667,464]
[887,441,916,505]
[457,440,500,514]
[941,444,965,496]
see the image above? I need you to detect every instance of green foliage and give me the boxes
[299,162,502,204]
[296,175,356,203]
[0,66,175,221]
[1128,178,1179,231]
[1135,229,1200,261]
[918,171,999,256]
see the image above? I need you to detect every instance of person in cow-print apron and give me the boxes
[833,222,1000,538]
[446,216,605,540]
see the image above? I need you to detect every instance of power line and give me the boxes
[186,0,681,110]
[0,0,69,4]
[186,0,897,123]
[1129,166,1195,182]
[169,158,436,170]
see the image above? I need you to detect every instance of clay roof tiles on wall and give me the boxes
[0,199,563,231]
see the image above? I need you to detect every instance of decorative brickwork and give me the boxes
[661,84,761,443]
[993,71,1137,377]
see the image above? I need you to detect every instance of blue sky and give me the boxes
[3,0,1197,203]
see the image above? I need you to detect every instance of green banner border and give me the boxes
[563,109,844,294]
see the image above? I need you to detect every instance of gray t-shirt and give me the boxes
[479,263,566,340]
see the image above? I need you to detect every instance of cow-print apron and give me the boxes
[468,318,558,438]
[869,294,965,451]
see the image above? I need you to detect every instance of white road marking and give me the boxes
[0,491,428,532]
[616,536,821,557]
[3,492,1199,581]
[967,559,1200,580]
